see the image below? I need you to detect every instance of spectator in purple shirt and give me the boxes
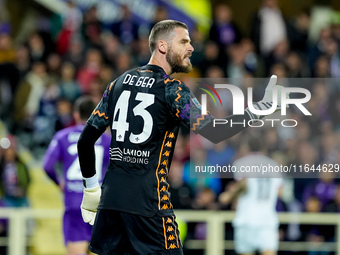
[43,96,110,255]
[302,171,337,211]
[209,3,241,48]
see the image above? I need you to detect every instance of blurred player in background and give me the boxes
[43,96,110,255]
[219,135,283,255]
[78,20,288,255]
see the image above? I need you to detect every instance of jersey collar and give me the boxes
[144,64,167,76]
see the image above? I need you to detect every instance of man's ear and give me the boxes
[157,40,168,54]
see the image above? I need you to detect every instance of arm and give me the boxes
[78,82,112,225]
[219,179,247,205]
[43,137,62,185]
[78,123,106,226]
[79,81,113,181]
[77,123,105,179]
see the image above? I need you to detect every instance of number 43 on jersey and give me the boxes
[112,91,155,144]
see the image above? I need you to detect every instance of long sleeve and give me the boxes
[43,136,62,185]
[77,123,105,178]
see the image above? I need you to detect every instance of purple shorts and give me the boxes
[63,209,92,245]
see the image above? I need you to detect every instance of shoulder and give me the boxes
[121,66,162,79]
[164,77,191,95]
[105,69,139,90]
[164,77,185,86]
[164,77,193,110]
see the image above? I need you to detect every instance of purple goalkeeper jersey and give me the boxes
[43,124,110,210]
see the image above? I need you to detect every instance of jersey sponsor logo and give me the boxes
[110,147,123,161]
[110,147,150,164]
[123,148,150,157]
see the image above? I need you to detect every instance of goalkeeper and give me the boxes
[78,19,289,255]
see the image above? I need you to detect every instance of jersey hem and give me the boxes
[89,244,184,255]
[98,205,157,217]
[97,206,175,218]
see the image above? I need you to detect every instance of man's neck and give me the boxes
[148,55,172,75]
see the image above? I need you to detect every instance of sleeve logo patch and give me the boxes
[191,98,202,110]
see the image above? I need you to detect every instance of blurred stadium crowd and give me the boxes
[1,0,340,253]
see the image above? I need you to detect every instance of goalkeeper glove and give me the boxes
[246,75,289,120]
[81,175,101,225]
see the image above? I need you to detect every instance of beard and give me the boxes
[166,48,193,74]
